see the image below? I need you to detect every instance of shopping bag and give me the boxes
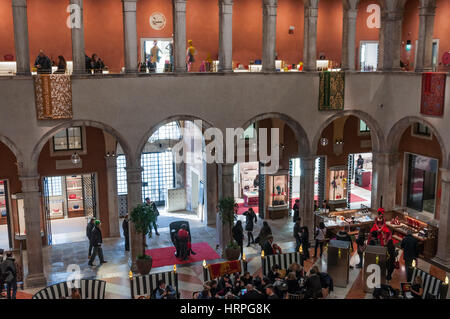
[350,253,360,267]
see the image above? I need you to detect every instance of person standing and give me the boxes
[293,219,302,252]
[300,226,310,260]
[186,40,197,72]
[232,220,244,257]
[54,55,67,74]
[401,230,418,282]
[314,222,326,258]
[149,41,162,73]
[145,198,160,237]
[122,215,130,252]
[34,50,52,74]
[90,53,105,74]
[355,228,366,268]
[86,218,95,259]
[292,199,300,222]
[88,220,107,266]
[1,252,17,299]
[256,221,272,251]
[386,239,397,284]
[243,207,257,247]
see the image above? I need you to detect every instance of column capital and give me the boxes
[126,166,143,183]
[122,0,138,12]
[12,0,27,8]
[419,5,436,16]
[346,8,358,20]
[219,0,233,13]
[19,175,40,193]
[105,156,118,168]
[440,168,450,183]
[173,0,187,12]
[219,0,233,5]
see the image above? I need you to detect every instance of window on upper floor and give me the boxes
[359,120,370,133]
[413,123,431,137]
[53,127,83,151]
[149,122,181,142]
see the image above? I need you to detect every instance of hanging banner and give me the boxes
[33,74,73,120]
[421,72,446,116]
[207,260,242,279]
[319,71,345,111]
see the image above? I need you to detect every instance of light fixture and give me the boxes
[106,152,110,157]
[412,260,416,268]
[261,250,265,258]
[202,259,207,268]
[128,270,133,279]
[173,264,177,273]
[71,152,81,164]
[406,40,412,51]
[320,138,328,146]
[445,276,449,285]
[242,253,246,261]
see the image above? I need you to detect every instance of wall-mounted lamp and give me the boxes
[320,138,328,146]
[406,40,412,52]
[335,139,344,145]
[288,26,295,34]
[71,152,81,164]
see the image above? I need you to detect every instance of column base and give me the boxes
[218,68,233,73]
[432,256,450,270]
[125,69,138,74]
[25,273,47,289]
[174,67,187,73]
[16,71,31,76]
[415,67,433,73]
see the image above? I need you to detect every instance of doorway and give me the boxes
[414,39,439,71]
[234,162,260,215]
[0,180,12,249]
[360,41,378,71]
[347,153,372,209]
[43,173,97,245]
[141,38,173,73]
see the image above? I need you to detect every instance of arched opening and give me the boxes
[33,123,129,246]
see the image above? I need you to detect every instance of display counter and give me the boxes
[315,207,375,237]
[265,170,289,219]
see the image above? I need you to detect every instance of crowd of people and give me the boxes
[33,50,107,74]
[195,263,333,300]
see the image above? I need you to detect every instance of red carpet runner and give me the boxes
[145,242,220,268]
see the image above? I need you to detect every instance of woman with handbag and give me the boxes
[355,229,366,268]
[243,208,257,247]
[386,239,398,284]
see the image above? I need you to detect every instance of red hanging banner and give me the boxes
[420,72,446,116]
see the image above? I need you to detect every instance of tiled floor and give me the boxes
[15,209,450,299]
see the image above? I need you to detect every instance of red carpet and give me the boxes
[145,242,220,268]
[361,184,372,191]
[350,193,368,203]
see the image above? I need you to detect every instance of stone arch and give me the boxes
[312,110,385,155]
[135,115,215,166]
[30,120,132,174]
[240,112,311,158]
[0,135,24,166]
[386,116,448,168]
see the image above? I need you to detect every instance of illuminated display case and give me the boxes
[11,193,45,242]
[328,166,348,203]
[266,170,289,219]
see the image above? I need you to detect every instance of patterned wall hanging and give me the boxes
[319,71,345,111]
[420,72,446,116]
[33,74,73,120]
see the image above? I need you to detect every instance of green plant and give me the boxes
[218,197,238,248]
[130,203,156,256]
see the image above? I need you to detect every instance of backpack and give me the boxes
[1,260,16,283]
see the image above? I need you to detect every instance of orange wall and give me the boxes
[276,0,304,65]
[0,0,14,61]
[317,0,343,65]
[355,0,380,69]
[395,126,442,220]
[401,0,419,71]
[37,127,111,237]
[434,0,450,66]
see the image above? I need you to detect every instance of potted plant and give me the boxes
[218,197,241,261]
[130,203,156,275]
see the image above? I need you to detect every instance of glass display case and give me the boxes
[266,171,289,219]
[328,166,348,203]
[11,193,45,241]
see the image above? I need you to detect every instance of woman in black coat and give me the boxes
[243,208,257,247]
[300,226,310,260]
[232,220,245,257]
[386,239,397,283]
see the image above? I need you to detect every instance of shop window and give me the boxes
[141,151,175,205]
[412,123,432,138]
[359,120,370,133]
[116,155,127,195]
[47,176,63,197]
[53,127,83,151]
[149,122,181,142]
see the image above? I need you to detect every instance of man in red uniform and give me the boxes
[368,208,392,246]
[176,224,196,260]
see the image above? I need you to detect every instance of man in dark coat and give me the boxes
[86,218,95,259]
[1,252,17,299]
[145,198,160,237]
[293,219,302,252]
[262,235,275,256]
[243,208,257,247]
[122,215,130,252]
[292,199,300,222]
[241,284,263,299]
[34,50,52,74]
[88,220,107,266]
[401,231,419,282]
[304,268,322,299]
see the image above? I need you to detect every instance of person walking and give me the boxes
[292,199,300,223]
[1,252,17,299]
[401,230,418,282]
[256,221,272,251]
[88,220,107,266]
[149,40,162,72]
[243,207,257,247]
[34,50,52,74]
[314,222,326,258]
[355,228,366,268]
[386,239,398,284]
[232,220,244,257]
[145,198,160,237]
[300,226,310,260]
[86,218,95,259]
[293,219,302,252]
[122,215,130,252]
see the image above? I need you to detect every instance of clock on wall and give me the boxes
[149,12,166,30]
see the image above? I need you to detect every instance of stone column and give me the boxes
[173,0,187,73]
[69,0,86,74]
[379,7,403,71]
[434,169,450,268]
[300,157,315,241]
[218,0,233,72]
[262,0,278,72]
[126,167,143,271]
[303,0,319,72]
[371,152,400,211]
[415,1,436,72]
[20,176,47,288]
[122,0,139,73]
[106,156,120,237]
[217,163,234,257]
[341,0,359,71]
[206,163,218,227]
[12,0,31,76]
